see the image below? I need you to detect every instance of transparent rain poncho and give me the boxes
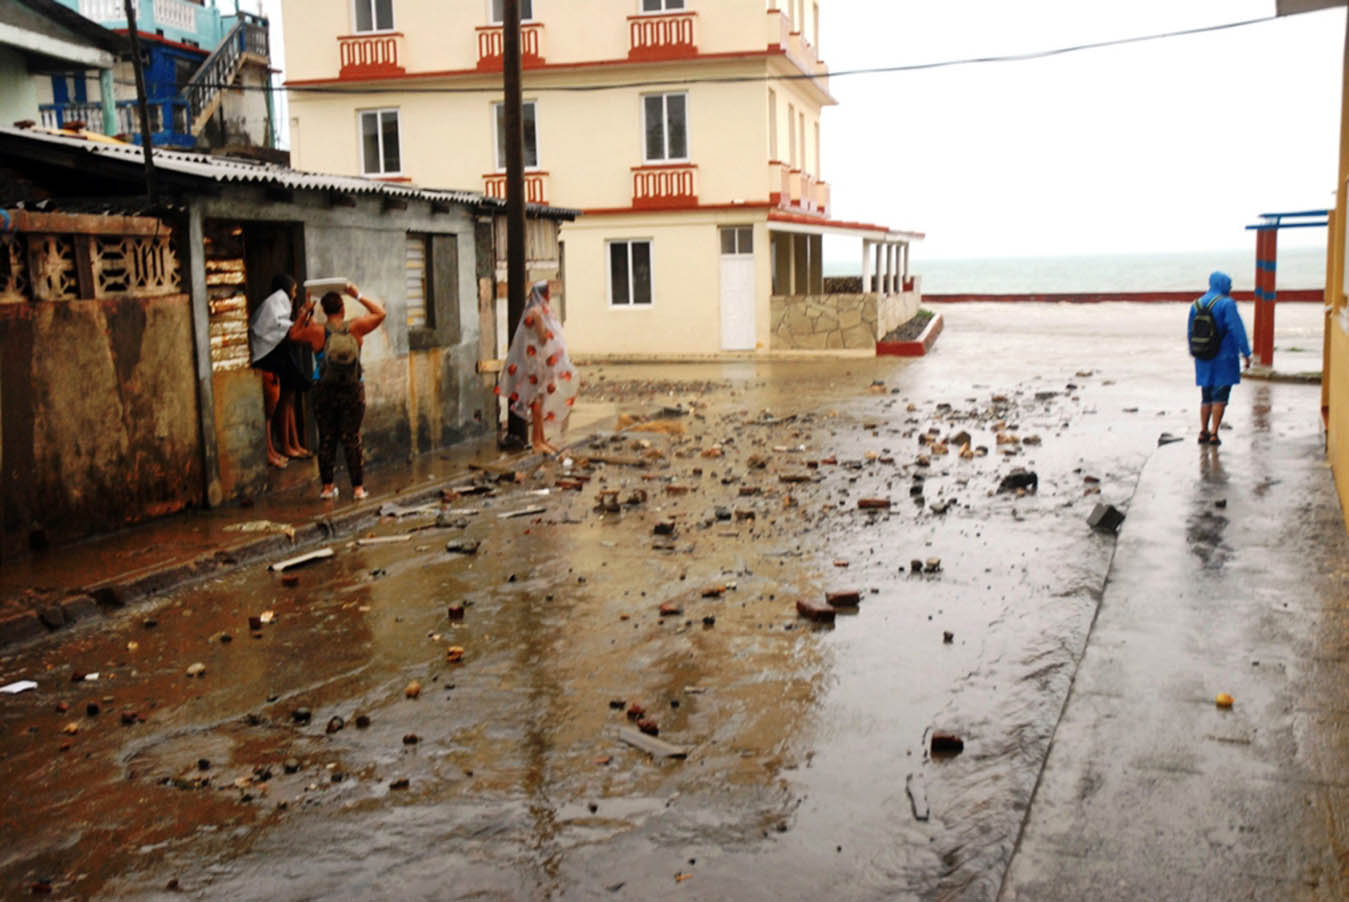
[496,282,579,433]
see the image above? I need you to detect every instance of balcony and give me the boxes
[769,161,828,216]
[628,11,697,62]
[765,8,829,92]
[632,163,697,210]
[482,171,549,205]
[476,23,544,72]
[338,32,406,78]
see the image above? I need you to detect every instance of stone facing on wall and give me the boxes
[770,293,878,350]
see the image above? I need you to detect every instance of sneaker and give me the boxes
[319,486,339,500]
[352,487,368,501]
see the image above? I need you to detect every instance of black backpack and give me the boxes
[1189,297,1222,360]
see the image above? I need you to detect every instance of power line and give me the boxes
[113,13,1280,98]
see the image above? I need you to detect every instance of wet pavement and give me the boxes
[0,301,1341,900]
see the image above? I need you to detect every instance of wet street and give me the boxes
[0,302,1334,900]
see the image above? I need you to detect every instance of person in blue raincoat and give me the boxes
[1188,271,1252,446]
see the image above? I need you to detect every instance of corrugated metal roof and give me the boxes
[0,125,579,220]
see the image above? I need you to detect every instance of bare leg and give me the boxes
[281,391,312,458]
[530,400,559,455]
[1199,402,1213,441]
[263,373,287,468]
[1209,402,1227,439]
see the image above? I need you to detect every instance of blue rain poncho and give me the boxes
[1188,271,1251,388]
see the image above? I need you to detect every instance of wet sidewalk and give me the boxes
[1001,420,1349,898]
[0,431,552,647]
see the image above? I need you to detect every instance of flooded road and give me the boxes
[0,302,1327,900]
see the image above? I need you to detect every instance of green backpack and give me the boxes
[319,323,362,385]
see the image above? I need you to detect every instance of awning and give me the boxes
[767,210,924,243]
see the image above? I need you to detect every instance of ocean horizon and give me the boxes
[823,246,1328,294]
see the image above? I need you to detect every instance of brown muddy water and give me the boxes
[0,303,1321,900]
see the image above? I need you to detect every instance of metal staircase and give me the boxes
[184,14,269,137]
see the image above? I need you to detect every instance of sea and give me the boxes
[825,246,1328,294]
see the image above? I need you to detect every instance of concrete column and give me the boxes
[809,233,823,293]
[874,242,883,294]
[861,239,872,294]
[187,204,223,507]
[99,68,117,136]
[793,233,809,296]
[788,231,798,295]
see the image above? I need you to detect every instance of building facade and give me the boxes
[0,124,572,554]
[281,0,923,357]
[35,0,277,151]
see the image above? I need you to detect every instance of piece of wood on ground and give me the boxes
[826,590,861,607]
[575,453,649,468]
[356,534,413,546]
[269,548,335,572]
[498,505,547,520]
[616,726,689,759]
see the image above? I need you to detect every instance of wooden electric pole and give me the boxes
[123,0,158,201]
[502,0,528,445]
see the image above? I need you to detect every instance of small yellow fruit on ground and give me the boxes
[1215,692,1234,708]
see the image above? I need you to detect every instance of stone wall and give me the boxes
[879,276,923,339]
[770,293,878,350]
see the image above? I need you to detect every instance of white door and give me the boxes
[719,226,755,351]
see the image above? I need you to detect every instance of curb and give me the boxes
[0,453,551,653]
[876,313,944,357]
[1243,367,1322,385]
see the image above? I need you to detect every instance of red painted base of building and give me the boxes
[876,313,944,357]
[924,289,1324,304]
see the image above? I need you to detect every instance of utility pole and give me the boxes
[502,0,528,445]
[123,0,159,202]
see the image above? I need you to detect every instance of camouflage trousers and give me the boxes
[314,383,365,487]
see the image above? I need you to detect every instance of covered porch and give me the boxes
[767,214,924,350]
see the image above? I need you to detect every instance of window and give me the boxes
[798,111,805,173]
[813,120,820,178]
[354,0,394,32]
[719,227,753,255]
[490,0,533,21]
[406,234,429,330]
[407,233,461,349]
[787,102,796,167]
[359,108,401,175]
[609,240,652,306]
[641,0,685,11]
[643,92,687,162]
[768,89,777,158]
[494,101,538,170]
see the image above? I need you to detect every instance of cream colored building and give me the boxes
[281,0,922,357]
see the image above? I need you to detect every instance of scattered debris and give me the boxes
[1157,432,1183,446]
[269,548,335,572]
[616,726,689,759]
[325,716,345,734]
[185,662,206,678]
[224,520,296,542]
[924,558,942,574]
[404,681,422,699]
[1215,692,1234,709]
[998,469,1038,493]
[0,680,37,694]
[498,506,546,520]
[825,591,861,607]
[906,773,930,821]
[356,535,413,546]
[930,731,964,758]
[857,498,891,510]
[943,631,954,644]
[1088,503,1126,534]
[796,599,836,623]
[445,646,465,663]
[445,539,481,555]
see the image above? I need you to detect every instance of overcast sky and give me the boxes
[255,0,1345,261]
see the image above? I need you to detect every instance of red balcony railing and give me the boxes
[632,163,697,209]
[483,171,549,205]
[476,23,544,71]
[628,11,697,61]
[338,33,405,78]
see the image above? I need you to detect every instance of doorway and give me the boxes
[719,225,755,351]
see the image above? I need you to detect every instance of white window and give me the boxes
[643,92,687,162]
[493,101,538,170]
[406,233,428,329]
[813,120,820,178]
[768,88,777,159]
[490,0,533,21]
[787,102,796,167]
[798,111,806,172]
[641,0,685,11]
[719,226,753,255]
[354,0,393,32]
[609,240,652,306]
[359,108,401,175]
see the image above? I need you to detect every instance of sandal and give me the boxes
[1197,431,1209,444]
[1207,435,1222,446]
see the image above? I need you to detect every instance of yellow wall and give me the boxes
[559,209,773,356]
[1327,9,1349,529]
[281,0,822,81]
